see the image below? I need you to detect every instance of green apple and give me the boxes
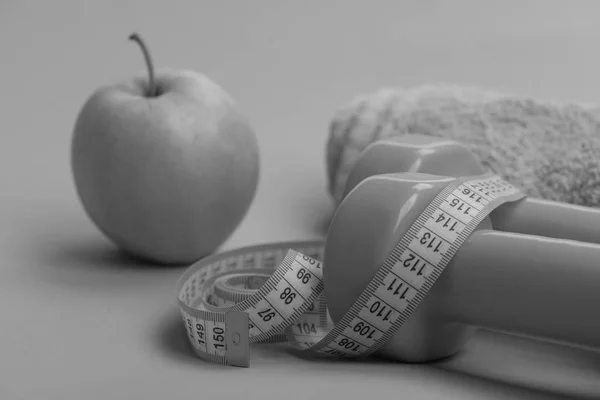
[70,33,260,265]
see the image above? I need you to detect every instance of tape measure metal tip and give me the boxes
[225,311,250,367]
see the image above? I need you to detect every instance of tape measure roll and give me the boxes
[176,173,526,367]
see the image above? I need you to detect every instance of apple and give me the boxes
[70,33,260,265]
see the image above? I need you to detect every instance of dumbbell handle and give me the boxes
[343,140,600,243]
[492,197,600,244]
[343,135,600,245]
[447,228,600,350]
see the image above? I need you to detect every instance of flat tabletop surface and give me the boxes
[3,1,600,399]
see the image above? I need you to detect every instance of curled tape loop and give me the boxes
[176,173,526,367]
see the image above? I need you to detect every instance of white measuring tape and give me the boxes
[176,173,526,367]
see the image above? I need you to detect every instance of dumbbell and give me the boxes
[324,171,600,362]
[338,134,600,244]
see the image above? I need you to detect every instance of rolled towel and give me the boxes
[327,85,600,207]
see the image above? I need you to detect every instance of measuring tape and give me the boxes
[176,173,526,367]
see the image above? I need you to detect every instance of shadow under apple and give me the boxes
[51,238,171,269]
[29,215,192,292]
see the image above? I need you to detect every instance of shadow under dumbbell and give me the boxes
[431,329,600,399]
[276,328,600,399]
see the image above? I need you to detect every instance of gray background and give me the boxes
[3,1,600,399]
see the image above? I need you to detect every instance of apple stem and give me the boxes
[128,33,157,97]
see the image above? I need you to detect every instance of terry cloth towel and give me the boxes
[327,85,600,207]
